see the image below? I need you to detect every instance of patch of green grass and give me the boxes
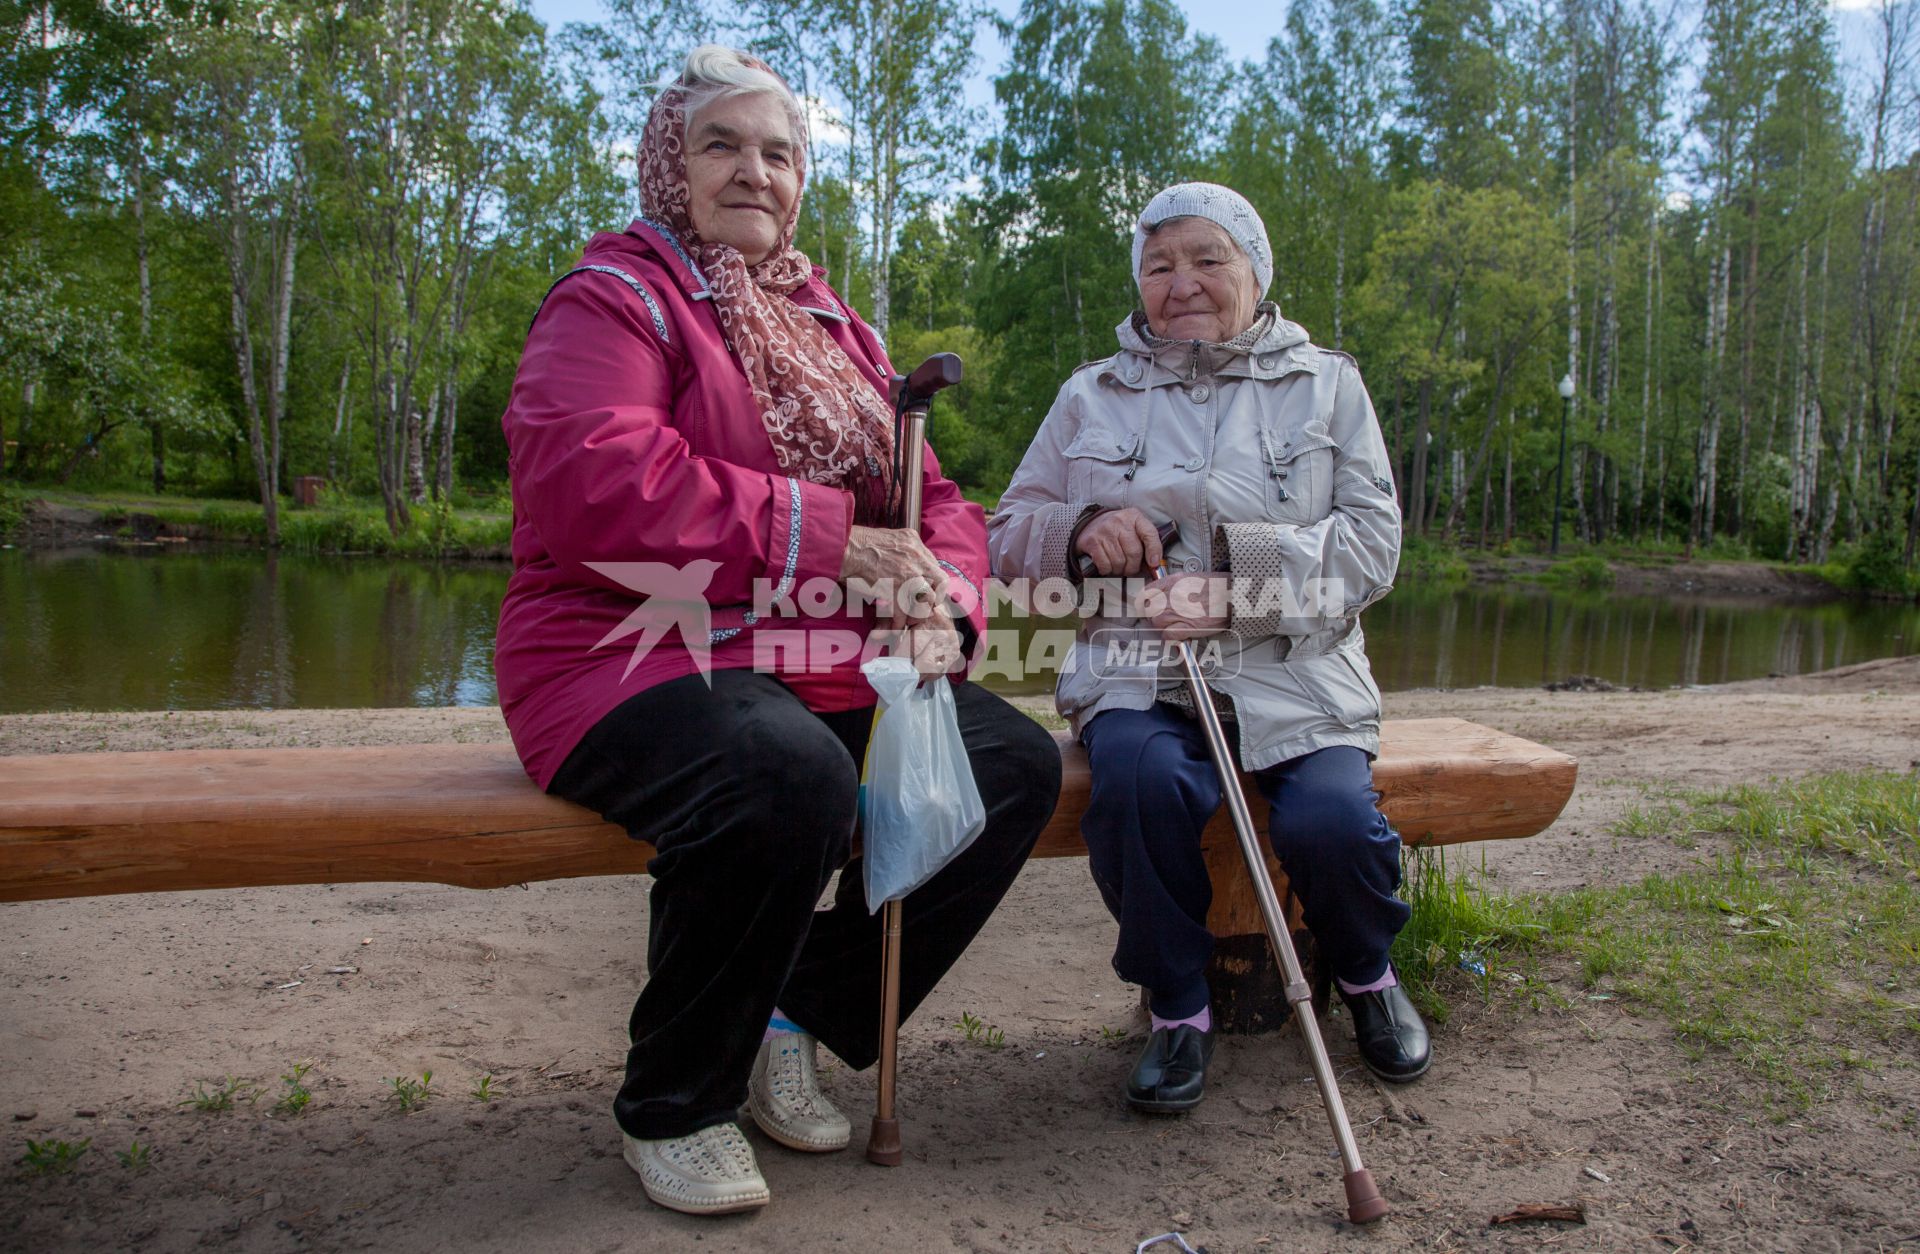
[0,484,24,541]
[385,1070,433,1113]
[1544,773,1915,1111]
[18,1137,90,1175]
[470,1074,495,1104]
[27,488,511,558]
[115,1140,151,1173]
[1390,846,1541,1023]
[956,1011,1006,1049]
[1397,535,1472,582]
[274,1060,315,1117]
[181,1076,261,1113]
[1394,772,1918,1114]
[1535,553,1615,589]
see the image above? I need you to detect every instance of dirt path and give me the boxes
[2,664,1917,1252]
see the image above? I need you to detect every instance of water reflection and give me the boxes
[0,548,506,712]
[945,581,1914,697]
[1364,581,1907,692]
[0,548,1913,713]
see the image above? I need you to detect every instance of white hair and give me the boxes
[674,45,807,146]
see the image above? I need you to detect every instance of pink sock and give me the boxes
[762,1008,803,1043]
[1150,1006,1213,1034]
[1336,966,1399,997]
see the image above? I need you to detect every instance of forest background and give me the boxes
[4,0,1919,588]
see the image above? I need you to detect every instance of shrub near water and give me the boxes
[1820,533,1920,599]
[1396,535,1472,581]
[62,490,514,558]
[0,485,23,541]
[1538,553,1615,589]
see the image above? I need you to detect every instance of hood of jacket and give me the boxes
[1111,302,1312,384]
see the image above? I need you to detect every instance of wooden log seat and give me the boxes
[0,716,1575,1030]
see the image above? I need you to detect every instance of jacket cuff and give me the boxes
[778,476,854,593]
[935,558,985,661]
[1060,503,1108,585]
[1218,521,1289,639]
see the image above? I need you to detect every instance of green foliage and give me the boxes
[972,0,1224,476]
[1537,554,1615,589]
[1,0,1916,566]
[0,484,22,540]
[42,490,512,557]
[1821,534,1920,599]
[470,1074,495,1104]
[955,1010,1005,1049]
[1438,772,1920,1112]
[274,1061,315,1117]
[115,1140,151,1173]
[17,1138,90,1176]
[385,1070,433,1113]
[181,1076,261,1113]
[1396,535,1471,581]
[1390,847,1538,1022]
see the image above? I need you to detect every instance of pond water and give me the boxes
[1,547,1913,713]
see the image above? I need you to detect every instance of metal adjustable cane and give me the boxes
[1143,524,1389,1224]
[866,352,964,1167]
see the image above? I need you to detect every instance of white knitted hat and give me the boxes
[1131,182,1273,297]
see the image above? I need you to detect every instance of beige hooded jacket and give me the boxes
[985,308,1401,771]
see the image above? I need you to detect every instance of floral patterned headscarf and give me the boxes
[638,62,894,524]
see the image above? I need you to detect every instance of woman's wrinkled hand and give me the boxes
[842,524,950,627]
[1073,507,1165,577]
[878,605,967,678]
[1148,572,1231,640]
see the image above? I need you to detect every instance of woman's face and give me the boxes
[685,91,800,265]
[1138,217,1259,343]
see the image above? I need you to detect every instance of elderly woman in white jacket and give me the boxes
[987,182,1428,1112]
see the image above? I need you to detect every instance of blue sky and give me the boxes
[528,0,1293,110]
[525,0,1894,134]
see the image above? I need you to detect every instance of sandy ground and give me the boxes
[2,658,1918,1252]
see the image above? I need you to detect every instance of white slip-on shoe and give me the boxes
[622,1123,770,1215]
[746,1033,851,1152]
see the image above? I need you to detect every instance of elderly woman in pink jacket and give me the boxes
[495,46,1058,1216]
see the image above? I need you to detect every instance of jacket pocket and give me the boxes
[1290,645,1380,728]
[1064,425,1144,508]
[1259,425,1336,526]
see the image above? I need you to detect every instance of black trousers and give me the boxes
[547,669,1060,1141]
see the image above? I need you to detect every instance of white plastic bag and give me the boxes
[858,657,987,911]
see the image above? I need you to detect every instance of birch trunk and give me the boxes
[329,361,351,484]
[224,170,279,546]
[134,133,164,493]
[268,207,296,511]
[1634,198,1655,536]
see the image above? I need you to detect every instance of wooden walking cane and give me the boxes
[1155,532,1390,1224]
[866,352,965,1168]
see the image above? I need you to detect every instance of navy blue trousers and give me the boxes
[1079,703,1410,1018]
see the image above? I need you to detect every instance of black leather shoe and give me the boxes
[1126,1024,1215,1113]
[1339,982,1431,1082]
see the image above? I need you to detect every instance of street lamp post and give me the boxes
[1552,372,1575,556]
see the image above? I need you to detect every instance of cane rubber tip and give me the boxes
[1344,1168,1389,1224]
[865,1117,903,1167]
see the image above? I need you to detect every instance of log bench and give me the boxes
[0,717,1575,1031]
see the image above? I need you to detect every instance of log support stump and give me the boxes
[1201,831,1314,1034]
